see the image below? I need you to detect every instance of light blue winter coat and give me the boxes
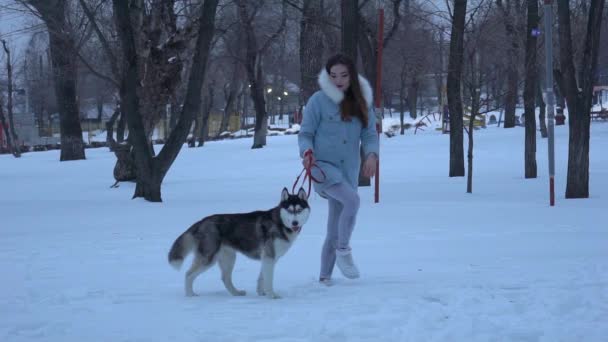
[298,69,379,197]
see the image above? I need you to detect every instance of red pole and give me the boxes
[374,4,384,204]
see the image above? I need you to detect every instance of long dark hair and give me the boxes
[325,54,369,127]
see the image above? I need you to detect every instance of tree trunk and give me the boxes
[191,112,200,147]
[523,0,538,178]
[467,101,477,194]
[400,61,407,134]
[0,96,19,157]
[169,95,179,133]
[237,0,273,149]
[220,59,241,137]
[501,5,520,129]
[198,85,214,147]
[504,64,519,128]
[113,0,219,202]
[558,0,605,199]
[341,0,359,61]
[117,107,126,143]
[537,82,548,138]
[447,0,467,177]
[105,106,120,149]
[408,77,419,119]
[358,25,376,90]
[250,74,268,149]
[1,40,21,157]
[28,0,86,161]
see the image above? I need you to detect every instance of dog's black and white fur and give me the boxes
[168,188,310,299]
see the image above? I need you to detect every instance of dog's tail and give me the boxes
[168,230,196,270]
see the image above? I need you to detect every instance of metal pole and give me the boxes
[374,1,384,203]
[544,0,555,206]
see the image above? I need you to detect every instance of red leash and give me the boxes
[292,150,326,198]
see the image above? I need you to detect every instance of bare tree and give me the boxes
[22,0,86,161]
[112,0,220,201]
[557,0,606,199]
[237,0,287,149]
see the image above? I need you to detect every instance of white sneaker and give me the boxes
[319,277,333,286]
[336,249,360,279]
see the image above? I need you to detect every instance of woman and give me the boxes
[298,54,379,284]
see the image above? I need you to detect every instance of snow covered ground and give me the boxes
[1,119,607,341]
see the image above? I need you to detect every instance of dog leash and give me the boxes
[292,150,326,199]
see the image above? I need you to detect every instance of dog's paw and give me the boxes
[233,290,247,296]
[185,292,199,297]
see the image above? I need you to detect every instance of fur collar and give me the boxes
[318,68,373,107]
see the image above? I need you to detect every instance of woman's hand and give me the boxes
[303,149,315,169]
[362,153,377,178]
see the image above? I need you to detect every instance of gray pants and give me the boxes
[320,182,360,279]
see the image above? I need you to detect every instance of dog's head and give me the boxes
[279,187,310,233]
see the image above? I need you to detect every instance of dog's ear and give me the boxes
[281,187,289,202]
[297,187,307,200]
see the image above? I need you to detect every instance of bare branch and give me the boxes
[283,0,303,11]
[76,50,119,87]
[13,0,43,20]
[77,0,120,77]
[258,2,287,54]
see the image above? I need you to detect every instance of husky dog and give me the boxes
[168,187,310,299]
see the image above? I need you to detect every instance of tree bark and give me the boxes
[0,96,19,157]
[341,0,359,61]
[466,97,477,193]
[497,0,522,129]
[408,76,419,119]
[523,0,538,178]
[27,0,86,161]
[1,40,21,157]
[558,0,605,199]
[399,61,407,134]
[537,81,548,138]
[220,59,241,137]
[503,56,519,128]
[447,0,467,177]
[198,85,214,147]
[105,106,120,150]
[117,107,126,143]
